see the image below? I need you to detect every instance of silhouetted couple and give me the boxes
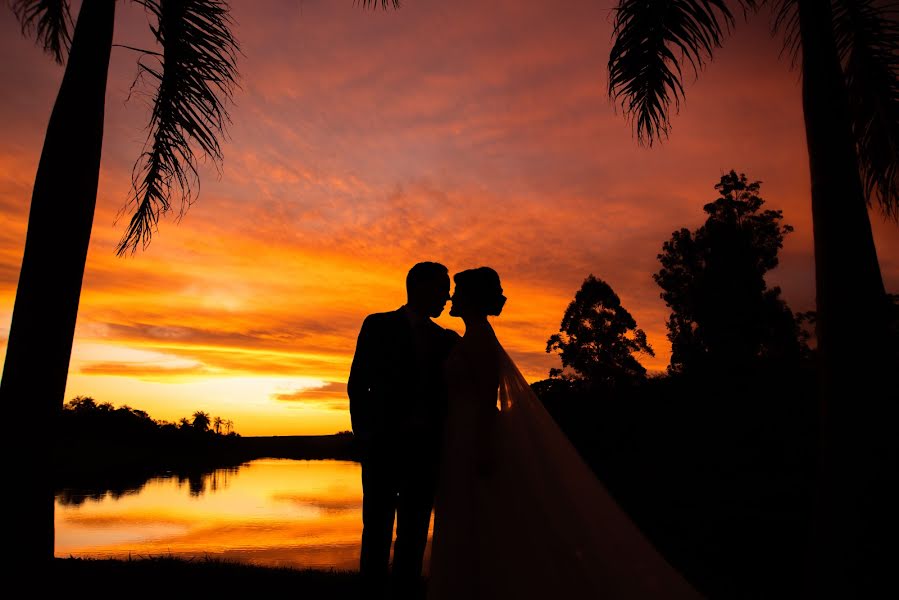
[348,262,703,600]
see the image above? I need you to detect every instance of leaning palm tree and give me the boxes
[1,0,238,564]
[607,1,897,596]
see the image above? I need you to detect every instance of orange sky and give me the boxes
[1,1,897,435]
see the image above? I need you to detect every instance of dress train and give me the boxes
[427,327,703,599]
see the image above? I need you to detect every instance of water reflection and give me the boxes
[55,459,419,571]
[56,466,244,506]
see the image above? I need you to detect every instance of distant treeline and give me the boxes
[60,395,239,439]
[52,396,356,499]
[54,396,244,491]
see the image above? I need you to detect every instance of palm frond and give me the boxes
[12,0,72,64]
[769,0,800,68]
[117,0,240,256]
[608,0,751,146]
[833,0,899,221]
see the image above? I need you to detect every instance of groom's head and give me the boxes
[406,262,451,318]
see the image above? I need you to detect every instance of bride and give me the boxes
[426,267,703,599]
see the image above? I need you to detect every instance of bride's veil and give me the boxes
[492,344,704,599]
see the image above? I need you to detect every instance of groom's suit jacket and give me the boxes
[348,307,460,452]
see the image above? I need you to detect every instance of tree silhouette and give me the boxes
[66,395,99,414]
[607,2,898,593]
[546,274,654,389]
[1,0,239,563]
[191,410,211,432]
[794,309,817,364]
[653,171,800,377]
[213,416,223,434]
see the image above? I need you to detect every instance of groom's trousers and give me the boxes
[360,433,439,599]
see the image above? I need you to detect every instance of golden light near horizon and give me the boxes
[1,1,897,436]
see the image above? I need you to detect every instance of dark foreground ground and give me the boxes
[43,556,363,598]
[39,554,795,599]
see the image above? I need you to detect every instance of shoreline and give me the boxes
[43,556,364,597]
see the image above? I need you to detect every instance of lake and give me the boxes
[55,458,433,571]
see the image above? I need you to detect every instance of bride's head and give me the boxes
[450,267,506,319]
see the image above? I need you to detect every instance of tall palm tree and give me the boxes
[2,0,238,564]
[607,1,897,595]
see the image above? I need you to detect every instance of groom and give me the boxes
[348,261,460,599]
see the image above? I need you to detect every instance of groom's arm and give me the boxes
[347,315,376,440]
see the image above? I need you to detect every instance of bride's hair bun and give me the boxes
[487,294,507,316]
[454,267,506,317]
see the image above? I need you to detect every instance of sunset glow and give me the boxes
[2,1,897,435]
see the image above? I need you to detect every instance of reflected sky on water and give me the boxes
[55,459,432,571]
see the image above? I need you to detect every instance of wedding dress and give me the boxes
[427,321,703,599]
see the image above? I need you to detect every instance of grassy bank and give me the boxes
[44,556,362,597]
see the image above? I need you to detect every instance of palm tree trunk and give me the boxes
[797,1,894,596]
[1,0,115,565]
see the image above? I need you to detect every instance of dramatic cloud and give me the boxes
[1,1,896,435]
[273,381,348,408]
[79,362,211,380]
